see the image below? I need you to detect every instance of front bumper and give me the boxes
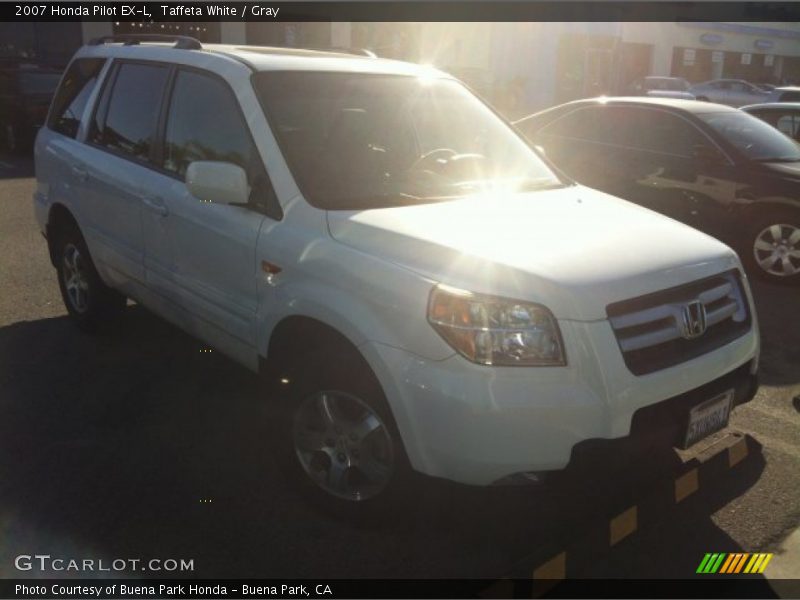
[362,318,759,486]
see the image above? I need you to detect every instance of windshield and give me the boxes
[698,111,800,162]
[253,72,562,210]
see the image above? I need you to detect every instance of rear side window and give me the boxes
[47,58,106,139]
[90,62,169,162]
[776,114,800,139]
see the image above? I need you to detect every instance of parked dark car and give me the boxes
[766,86,800,103]
[742,103,800,142]
[0,62,63,153]
[515,97,800,283]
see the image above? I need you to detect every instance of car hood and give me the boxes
[326,185,740,321]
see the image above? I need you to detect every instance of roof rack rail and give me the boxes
[88,34,203,51]
[309,46,377,58]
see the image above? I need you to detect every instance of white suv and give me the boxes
[34,36,760,515]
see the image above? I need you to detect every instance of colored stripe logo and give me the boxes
[697,553,773,574]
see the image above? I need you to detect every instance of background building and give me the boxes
[2,21,799,118]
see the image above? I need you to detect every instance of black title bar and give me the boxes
[3,1,800,22]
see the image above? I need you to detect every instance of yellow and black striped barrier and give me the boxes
[483,432,764,598]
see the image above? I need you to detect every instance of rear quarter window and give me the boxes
[47,58,106,139]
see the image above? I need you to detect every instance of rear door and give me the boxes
[727,81,762,107]
[77,61,170,288]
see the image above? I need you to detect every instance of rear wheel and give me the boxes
[54,222,126,330]
[741,209,800,285]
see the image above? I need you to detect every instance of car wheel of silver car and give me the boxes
[55,221,127,330]
[292,390,396,502]
[743,210,800,285]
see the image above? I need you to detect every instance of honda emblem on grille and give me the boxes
[680,300,707,339]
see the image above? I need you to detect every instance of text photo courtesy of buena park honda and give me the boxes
[0,2,799,599]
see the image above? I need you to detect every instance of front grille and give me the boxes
[607,270,751,376]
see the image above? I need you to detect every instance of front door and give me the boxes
[143,68,272,347]
[606,106,738,239]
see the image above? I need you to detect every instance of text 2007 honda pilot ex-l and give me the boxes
[34,36,759,517]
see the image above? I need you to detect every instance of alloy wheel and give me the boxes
[292,390,395,501]
[753,223,800,278]
[62,243,90,313]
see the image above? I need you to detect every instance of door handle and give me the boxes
[141,195,169,217]
[71,164,88,182]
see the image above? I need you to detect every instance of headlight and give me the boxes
[427,284,565,366]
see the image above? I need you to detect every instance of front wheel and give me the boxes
[273,343,414,521]
[741,209,800,284]
[292,390,397,503]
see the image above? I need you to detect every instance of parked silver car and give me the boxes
[689,79,770,107]
[627,76,694,100]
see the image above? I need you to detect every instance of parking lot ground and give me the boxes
[0,156,798,589]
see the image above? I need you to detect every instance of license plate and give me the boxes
[683,389,734,449]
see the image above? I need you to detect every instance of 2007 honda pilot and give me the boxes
[34,36,760,516]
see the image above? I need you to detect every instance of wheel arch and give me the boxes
[45,203,80,267]
[735,198,800,222]
[261,314,416,458]
[264,315,369,378]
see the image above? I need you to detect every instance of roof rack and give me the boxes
[88,34,202,51]
[306,46,377,58]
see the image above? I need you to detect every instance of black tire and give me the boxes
[269,339,415,523]
[54,221,127,331]
[740,208,800,285]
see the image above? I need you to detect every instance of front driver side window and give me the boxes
[539,107,611,144]
[162,69,278,216]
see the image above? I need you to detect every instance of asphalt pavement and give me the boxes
[0,156,798,592]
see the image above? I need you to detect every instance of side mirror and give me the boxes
[186,161,249,205]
